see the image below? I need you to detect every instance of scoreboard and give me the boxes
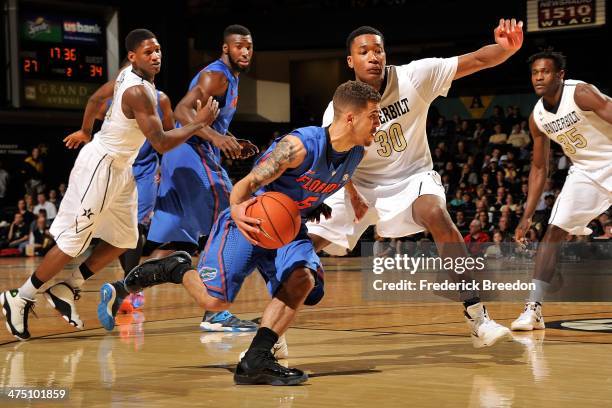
[8,1,118,109]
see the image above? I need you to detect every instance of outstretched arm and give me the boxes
[64,79,116,149]
[454,18,523,80]
[574,83,612,124]
[123,85,218,154]
[230,136,306,243]
[515,113,550,243]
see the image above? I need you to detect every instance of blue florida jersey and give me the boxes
[255,126,364,219]
[186,59,239,160]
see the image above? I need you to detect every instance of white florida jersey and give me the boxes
[322,57,457,188]
[96,67,157,164]
[533,79,612,173]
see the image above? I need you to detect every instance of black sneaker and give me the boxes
[124,251,192,292]
[234,350,308,386]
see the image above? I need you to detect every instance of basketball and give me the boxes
[245,192,301,249]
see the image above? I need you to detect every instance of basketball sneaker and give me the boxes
[200,310,258,332]
[123,251,192,292]
[44,282,83,329]
[234,350,307,386]
[239,335,289,361]
[97,282,126,331]
[465,303,511,348]
[0,290,35,341]
[511,302,545,331]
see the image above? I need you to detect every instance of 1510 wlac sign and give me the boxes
[527,0,606,32]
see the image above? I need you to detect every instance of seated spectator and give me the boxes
[477,211,491,233]
[462,192,476,214]
[16,199,35,228]
[458,164,478,186]
[464,219,490,256]
[432,147,447,171]
[492,187,507,211]
[497,216,514,241]
[455,120,472,141]
[49,189,61,209]
[473,122,486,142]
[485,230,505,258]
[507,123,530,148]
[449,189,465,209]
[7,213,29,252]
[455,210,468,233]
[22,147,45,195]
[500,194,519,213]
[34,192,57,220]
[488,124,508,145]
[479,172,495,195]
[453,140,470,165]
[430,116,450,143]
[58,183,67,200]
[489,105,505,127]
[495,169,509,190]
[29,214,54,256]
[24,193,35,212]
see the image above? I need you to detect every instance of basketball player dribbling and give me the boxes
[0,29,219,340]
[511,50,612,330]
[307,19,524,347]
[99,80,381,385]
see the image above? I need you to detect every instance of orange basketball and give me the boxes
[245,192,301,249]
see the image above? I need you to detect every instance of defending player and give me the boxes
[511,50,612,330]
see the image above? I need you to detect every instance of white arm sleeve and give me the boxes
[322,101,334,127]
[397,57,458,103]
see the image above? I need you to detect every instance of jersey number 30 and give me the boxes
[374,123,407,157]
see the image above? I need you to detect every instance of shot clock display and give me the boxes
[19,10,109,109]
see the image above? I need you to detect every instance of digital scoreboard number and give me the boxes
[19,11,108,109]
[527,0,606,32]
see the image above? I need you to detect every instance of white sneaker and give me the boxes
[43,283,83,329]
[511,302,545,331]
[0,290,35,341]
[465,303,511,348]
[239,335,289,361]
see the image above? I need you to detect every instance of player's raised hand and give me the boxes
[230,198,261,245]
[236,138,259,159]
[63,129,91,149]
[494,18,524,52]
[194,96,219,126]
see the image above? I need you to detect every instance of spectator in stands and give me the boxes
[484,230,505,258]
[0,161,8,207]
[453,140,470,164]
[430,116,450,143]
[464,219,490,256]
[495,170,509,190]
[458,163,478,186]
[432,147,447,171]
[473,122,487,144]
[477,211,492,234]
[492,187,507,211]
[33,192,57,221]
[29,214,54,256]
[455,210,468,235]
[462,192,476,214]
[24,193,34,212]
[507,123,530,148]
[479,172,495,195]
[501,194,519,213]
[58,183,67,200]
[16,199,34,228]
[489,105,505,126]
[518,182,529,206]
[22,147,45,195]
[48,189,61,209]
[456,120,472,141]
[7,213,29,251]
[449,189,465,209]
[488,123,508,145]
[497,216,513,241]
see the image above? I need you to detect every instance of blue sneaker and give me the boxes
[97,283,125,331]
[200,311,258,332]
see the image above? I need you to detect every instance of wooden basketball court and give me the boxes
[1,256,611,407]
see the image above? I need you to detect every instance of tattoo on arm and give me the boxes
[250,138,296,191]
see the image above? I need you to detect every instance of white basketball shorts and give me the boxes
[307,170,446,255]
[50,141,138,257]
[549,165,612,235]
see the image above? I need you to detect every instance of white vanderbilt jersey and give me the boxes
[322,57,457,188]
[533,79,612,173]
[97,67,157,165]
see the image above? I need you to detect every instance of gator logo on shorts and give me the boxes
[199,267,217,282]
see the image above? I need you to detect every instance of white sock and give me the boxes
[528,279,550,303]
[18,278,38,300]
[65,269,85,289]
